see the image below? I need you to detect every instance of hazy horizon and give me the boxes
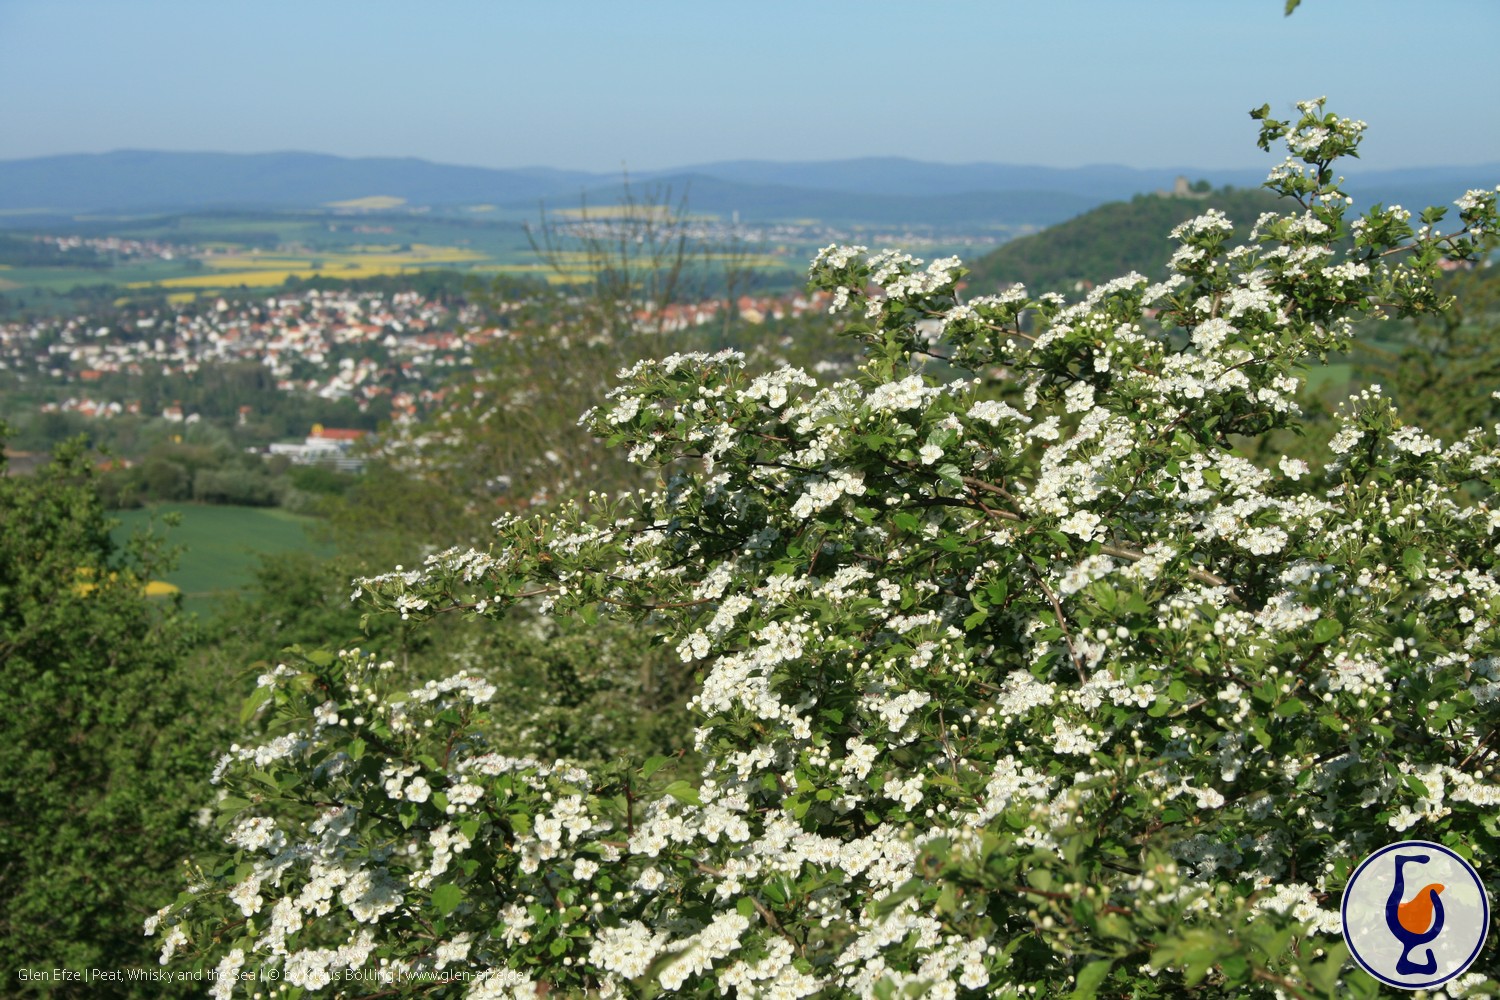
[3,0,1498,174]
[4,148,1499,176]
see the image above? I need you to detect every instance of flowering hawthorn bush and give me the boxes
[155,101,1500,998]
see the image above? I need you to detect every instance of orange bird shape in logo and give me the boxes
[1397,883,1446,935]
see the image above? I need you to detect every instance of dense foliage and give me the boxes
[0,431,230,993]
[1358,265,1500,448]
[964,187,1285,295]
[149,101,1500,998]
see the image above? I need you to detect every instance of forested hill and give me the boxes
[964,187,1285,294]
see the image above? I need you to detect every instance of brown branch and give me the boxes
[1007,883,1132,917]
[1022,551,1088,682]
[1458,728,1497,770]
[957,471,1233,593]
[936,707,961,780]
[961,475,1022,507]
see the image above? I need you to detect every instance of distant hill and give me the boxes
[1340,165,1500,218]
[0,151,601,214]
[0,150,1491,230]
[0,152,1105,228]
[656,157,1263,201]
[963,187,1288,294]
[564,172,1095,228]
[642,158,1496,211]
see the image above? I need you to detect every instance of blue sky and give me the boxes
[1,0,1495,171]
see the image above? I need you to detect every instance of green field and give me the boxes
[111,503,329,615]
[3,258,209,293]
[0,209,807,305]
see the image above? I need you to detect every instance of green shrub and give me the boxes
[0,433,230,995]
[153,102,1500,998]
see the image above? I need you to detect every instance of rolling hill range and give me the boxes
[0,151,599,215]
[671,157,1499,209]
[1,150,1492,231]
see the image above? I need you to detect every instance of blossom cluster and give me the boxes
[152,103,1500,998]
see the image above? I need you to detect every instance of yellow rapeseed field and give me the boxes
[324,196,407,210]
[550,204,685,221]
[73,568,181,597]
[122,240,781,297]
[132,245,488,292]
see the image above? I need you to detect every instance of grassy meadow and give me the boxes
[111,503,330,615]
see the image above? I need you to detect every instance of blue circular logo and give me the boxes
[1341,840,1490,990]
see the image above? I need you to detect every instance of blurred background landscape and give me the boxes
[1,2,1497,984]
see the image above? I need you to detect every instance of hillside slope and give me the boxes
[962,187,1288,294]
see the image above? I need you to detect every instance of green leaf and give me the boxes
[304,648,336,668]
[1402,546,1426,581]
[872,877,923,917]
[239,684,272,726]
[1071,958,1113,998]
[1092,583,1117,613]
[641,755,669,779]
[936,883,958,915]
[1306,941,1350,994]
[1275,698,1305,717]
[663,780,702,807]
[1311,617,1343,643]
[432,883,463,916]
[213,797,251,827]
